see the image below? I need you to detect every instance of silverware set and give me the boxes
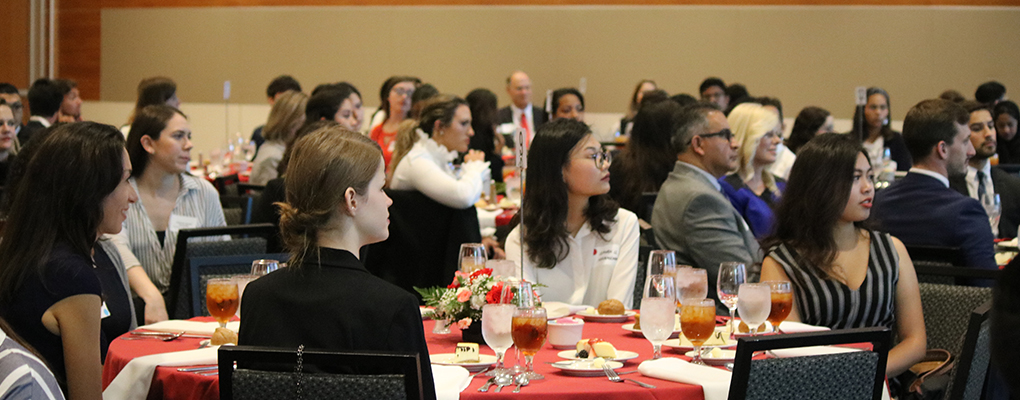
[120,331,211,341]
[602,364,656,389]
[476,371,529,393]
[177,366,219,375]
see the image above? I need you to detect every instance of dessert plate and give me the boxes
[549,359,624,376]
[556,350,639,362]
[429,353,497,373]
[575,310,636,323]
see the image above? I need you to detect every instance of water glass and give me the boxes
[459,243,488,273]
[640,274,676,360]
[250,259,280,276]
[232,274,259,318]
[737,283,771,336]
[676,267,708,306]
[717,262,746,336]
[647,250,677,277]
[482,284,515,376]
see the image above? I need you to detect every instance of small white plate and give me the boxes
[575,310,636,323]
[662,327,737,352]
[556,350,640,362]
[429,353,498,373]
[684,349,737,366]
[549,360,624,376]
[621,323,682,339]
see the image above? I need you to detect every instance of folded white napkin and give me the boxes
[431,364,470,400]
[543,302,591,320]
[769,346,890,400]
[103,346,220,400]
[139,320,240,335]
[638,358,731,400]
[774,321,831,333]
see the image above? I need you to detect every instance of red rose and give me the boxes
[447,276,460,289]
[486,281,512,304]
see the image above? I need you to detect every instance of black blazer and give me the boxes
[18,120,45,146]
[949,166,1020,239]
[497,105,547,148]
[238,247,437,400]
[250,177,286,253]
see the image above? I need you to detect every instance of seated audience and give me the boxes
[370,76,418,168]
[608,100,683,217]
[950,101,1020,239]
[249,90,307,185]
[0,100,19,186]
[506,118,639,308]
[20,78,63,145]
[410,83,440,119]
[721,102,785,239]
[976,80,1007,107]
[785,106,833,155]
[939,89,966,103]
[699,77,729,111]
[618,79,657,138]
[249,75,302,152]
[871,99,997,276]
[304,84,362,132]
[549,88,585,122]
[113,105,226,323]
[0,316,65,399]
[122,77,180,136]
[54,79,82,123]
[498,71,547,148]
[238,126,436,400]
[466,88,505,183]
[652,102,760,307]
[852,87,911,171]
[760,132,926,378]
[0,121,136,398]
[994,100,1020,164]
[669,93,698,107]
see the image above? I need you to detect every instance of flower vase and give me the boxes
[461,320,484,343]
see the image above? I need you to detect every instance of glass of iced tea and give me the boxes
[206,278,239,328]
[681,299,716,365]
[765,281,793,333]
[511,281,546,379]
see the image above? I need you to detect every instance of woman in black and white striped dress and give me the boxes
[759,133,926,377]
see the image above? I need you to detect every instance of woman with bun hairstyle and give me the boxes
[238,126,436,399]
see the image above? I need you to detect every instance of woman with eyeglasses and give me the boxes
[720,102,786,239]
[506,119,640,308]
[369,76,419,169]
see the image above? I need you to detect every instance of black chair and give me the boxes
[728,327,891,400]
[362,190,481,300]
[166,224,277,319]
[632,244,652,310]
[996,163,1020,178]
[944,300,993,400]
[188,253,289,317]
[905,245,999,285]
[213,173,241,195]
[918,282,992,363]
[219,346,424,400]
[220,195,256,226]
[640,192,658,222]
[236,183,265,195]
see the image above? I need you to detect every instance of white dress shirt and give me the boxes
[390,138,490,209]
[510,103,536,145]
[965,162,998,236]
[505,208,641,309]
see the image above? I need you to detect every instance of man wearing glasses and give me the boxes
[651,102,761,311]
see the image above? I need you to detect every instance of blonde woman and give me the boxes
[720,102,785,239]
[250,91,307,185]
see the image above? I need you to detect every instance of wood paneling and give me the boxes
[1,0,31,89]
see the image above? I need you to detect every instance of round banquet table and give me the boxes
[103,315,718,400]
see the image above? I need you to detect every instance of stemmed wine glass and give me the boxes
[206,278,239,328]
[511,281,547,380]
[717,262,747,336]
[640,274,676,360]
[459,243,488,273]
[250,259,280,276]
[681,298,716,365]
[675,267,708,307]
[737,283,771,336]
[647,250,677,277]
[765,281,792,333]
[482,284,515,376]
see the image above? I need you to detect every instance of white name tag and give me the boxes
[100,301,111,319]
[595,245,620,264]
[168,214,200,233]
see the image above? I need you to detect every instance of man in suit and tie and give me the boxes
[19,78,64,146]
[871,99,997,274]
[498,71,547,148]
[652,102,761,308]
[950,101,1020,239]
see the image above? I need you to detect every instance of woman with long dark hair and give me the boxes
[0,122,137,399]
[549,88,585,122]
[994,100,1020,164]
[466,88,505,183]
[760,132,925,377]
[608,100,682,217]
[851,87,911,171]
[506,119,639,308]
[786,106,833,155]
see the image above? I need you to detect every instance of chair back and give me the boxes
[728,327,891,400]
[220,195,256,226]
[640,192,658,222]
[903,245,1000,286]
[166,224,277,319]
[188,253,289,317]
[213,173,241,195]
[236,183,265,195]
[362,190,481,299]
[219,345,423,400]
[946,300,993,400]
[918,283,992,355]
[633,244,652,310]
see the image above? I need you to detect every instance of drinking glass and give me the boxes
[250,259,280,276]
[232,274,259,319]
[737,283,771,336]
[647,250,677,277]
[717,262,747,336]
[511,282,547,380]
[986,194,1002,234]
[765,281,793,333]
[675,267,708,307]
[482,284,515,376]
[640,275,676,360]
[206,278,239,328]
[459,243,488,273]
[681,298,716,365]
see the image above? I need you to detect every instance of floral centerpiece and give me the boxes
[416,268,540,342]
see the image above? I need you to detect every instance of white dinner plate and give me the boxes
[662,327,737,352]
[549,359,624,376]
[621,323,682,339]
[684,349,737,366]
[575,310,636,323]
[556,350,640,362]
[429,353,498,372]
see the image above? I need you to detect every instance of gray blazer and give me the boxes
[651,162,761,306]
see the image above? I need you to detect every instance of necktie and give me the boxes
[977,170,987,204]
[520,111,530,148]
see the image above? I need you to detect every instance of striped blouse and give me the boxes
[768,230,899,330]
[0,330,65,400]
[111,173,226,292]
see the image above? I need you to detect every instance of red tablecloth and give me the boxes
[102,316,712,400]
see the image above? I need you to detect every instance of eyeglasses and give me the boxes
[585,150,612,170]
[391,87,415,97]
[699,129,733,142]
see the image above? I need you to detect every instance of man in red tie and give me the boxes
[498,71,548,149]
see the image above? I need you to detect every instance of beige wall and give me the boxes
[101,5,1020,125]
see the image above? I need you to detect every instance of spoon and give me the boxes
[477,377,496,392]
[492,373,514,393]
[161,332,185,341]
[512,373,530,393]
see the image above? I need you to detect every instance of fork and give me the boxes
[602,364,656,388]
